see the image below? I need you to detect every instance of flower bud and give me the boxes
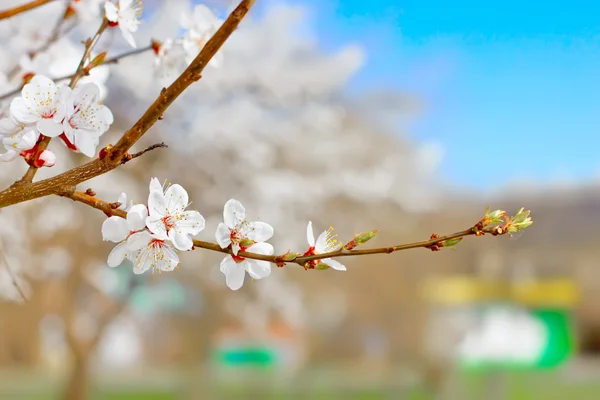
[87,52,108,71]
[34,150,56,167]
[442,238,462,248]
[506,208,533,233]
[239,238,255,247]
[483,207,506,226]
[315,263,330,270]
[282,252,300,262]
[355,230,378,245]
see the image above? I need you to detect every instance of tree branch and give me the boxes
[60,189,505,269]
[0,141,165,208]
[0,44,154,103]
[106,0,256,163]
[0,0,54,21]
[19,18,109,185]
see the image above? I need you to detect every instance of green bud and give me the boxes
[282,252,300,261]
[315,263,330,270]
[484,207,506,226]
[507,208,533,232]
[88,51,107,69]
[355,230,379,245]
[239,238,255,247]
[442,238,463,247]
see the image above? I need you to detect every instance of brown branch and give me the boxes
[61,189,504,269]
[0,142,164,208]
[19,19,109,185]
[106,0,256,163]
[0,44,154,103]
[0,0,54,20]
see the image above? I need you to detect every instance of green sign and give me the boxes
[459,306,575,371]
[214,347,277,367]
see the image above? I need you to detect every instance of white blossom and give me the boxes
[105,0,143,48]
[101,204,148,267]
[10,75,70,137]
[146,179,205,251]
[215,199,274,255]
[220,242,274,290]
[62,83,113,157]
[116,192,133,211]
[181,4,223,67]
[0,117,38,162]
[127,231,180,275]
[154,39,188,82]
[303,221,346,271]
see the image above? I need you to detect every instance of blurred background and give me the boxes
[0,0,598,399]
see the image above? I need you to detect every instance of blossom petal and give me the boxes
[169,230,193,251]
[231,242,241,256]
[246,221,274,243]
[149,177,162,193]
[223,199,245,229]
[175,210,205,235]
[126,204,148,232]
[10,97,38,124]
[315,229,339,254]
[0,117,19,134]
[119,25,137,48]
[220,256,245,290]
[0,150,18,162]
[246,259,271,280]
[322,258,346,271]
[215,222,231,249]
[147,190,166,217]
[306,221,315,247]
[107,241,128,267]
[72,83,99,110]
[164,184,188,213]
[247,242,275,256]
[36,119,63,137]
[159,244,179,272]
[145,214,168,239]
[127,231,152,251]
[104,1,118,22]
[101,216,129,243]
[117,192,128,210]
[73,131,100,157]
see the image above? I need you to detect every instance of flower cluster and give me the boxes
[0,75,113,165]
[102,178,206,275]
[153,5,224,79]
[102,179,347,290]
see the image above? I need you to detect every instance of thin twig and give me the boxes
[129,142,168,159]
[0,238,28,302]
[19,19,109,184]
[0,0,54,21]
[0,44,154,103]
[61,190,502,267]
[107,0,257,163]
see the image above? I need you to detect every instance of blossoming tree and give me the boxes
[0,0,532,291]
[0,0,535,398]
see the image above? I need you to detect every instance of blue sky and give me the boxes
[282,0,600,190]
